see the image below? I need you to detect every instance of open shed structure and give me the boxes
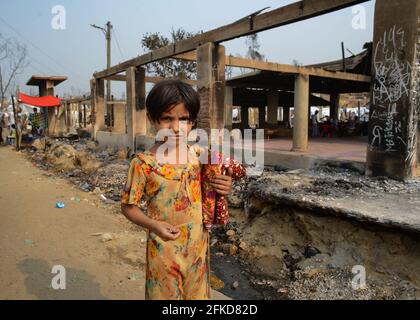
[89,0,420,180]
[226,45,371,127]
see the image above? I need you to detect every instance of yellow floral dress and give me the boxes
[121,150,210,300]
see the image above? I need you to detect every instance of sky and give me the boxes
[0,0,375,98]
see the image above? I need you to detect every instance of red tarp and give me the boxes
[19,92,61,107]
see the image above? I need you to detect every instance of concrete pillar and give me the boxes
[224,86,233,130]
[90,80,95,137]
[330,92,340,120]
[39,80,56,135]
[126,66,146,152]
[135,67,147,136]
[267,90,279,125]
[77,104,82,128]
[56,104,67,135]
[258,106,265,129]
[284,107,290,126]
[292,73,310,152]
[197,42,226,133]
[83,104,87,128]
[93,78,105,140]
[367,0,420,180]
[126,66,137,152]
[65,102,70,132]
[241,106,249,129]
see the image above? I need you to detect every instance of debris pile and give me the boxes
[25,137,130,201]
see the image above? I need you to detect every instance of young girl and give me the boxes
[121,80,233,300]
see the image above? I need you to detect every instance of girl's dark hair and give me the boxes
[146,79,200,122]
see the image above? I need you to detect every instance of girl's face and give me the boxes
[151,102,195,142]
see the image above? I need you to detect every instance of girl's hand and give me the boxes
[151,221,180,241]
[209,168,233,196]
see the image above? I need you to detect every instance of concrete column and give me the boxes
[224,86,233,130]
[292,73,310,152]
[241,106,249,129]
[126,66,137,152]
[197,42,226,133]
[367,0,420,180]
[330,92,340,120]
[77,104,82,128]
[83,104,87,128]
[93,78,105,140]
[39,80,56,135]
[267,90,279,125]
[65,102,71,132]
[56,104,67,135]
[284,106,290,126]
[135,67,147,136]
[258,106,266,129]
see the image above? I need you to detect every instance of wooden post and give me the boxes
[11,95,19,150]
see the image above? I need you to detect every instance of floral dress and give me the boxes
[121,150,210,300]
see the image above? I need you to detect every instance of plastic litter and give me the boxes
[55,202,66,209]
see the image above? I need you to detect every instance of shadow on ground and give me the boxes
[17,258,107,300]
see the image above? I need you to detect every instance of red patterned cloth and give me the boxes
[201,151,246,230]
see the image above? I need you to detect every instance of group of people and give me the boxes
[0,107,45,149]
[311,111,337,138]
[310,110,367,138]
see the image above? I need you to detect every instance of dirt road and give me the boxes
[0,146,227,300]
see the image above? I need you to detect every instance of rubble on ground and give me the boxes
[22,137,420,300]
[25,137,129,201]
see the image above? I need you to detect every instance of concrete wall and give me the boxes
[96,131,156,153]
[96,131,131,150]
[112,103,126,134]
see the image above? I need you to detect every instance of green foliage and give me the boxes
[140,28,199,80]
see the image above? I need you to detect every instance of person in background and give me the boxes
[15,115,23,150]
[7,124,16,145]
[311,110,319,138]
[0,113,9,145]
[29,108,41,135]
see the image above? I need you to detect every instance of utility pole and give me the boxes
[341,41,346,72]
[91,21,112,125]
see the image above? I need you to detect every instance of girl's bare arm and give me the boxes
[121,204,180,241]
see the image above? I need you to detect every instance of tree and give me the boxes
[0,34,28,109]
[245,33,265,61]
[140,28,199,80]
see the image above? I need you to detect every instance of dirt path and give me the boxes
[0,146,227,300]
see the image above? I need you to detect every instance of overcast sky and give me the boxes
[0,0,375,97]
